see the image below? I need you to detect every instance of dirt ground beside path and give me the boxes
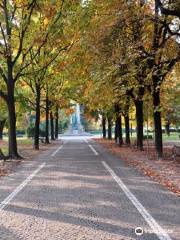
[0,139,59,177]
[95,138,180,197]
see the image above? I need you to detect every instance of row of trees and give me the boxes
[0,0,83,158]
[74,0,180,158]
[0,1,179,160]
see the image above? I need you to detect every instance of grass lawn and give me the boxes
[17,138,33,145]
[163,132,179,141]
[0,147,8,155]
[0,137,33,155]
[2,137,33,145]
[93,131,180,142]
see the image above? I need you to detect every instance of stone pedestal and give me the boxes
[69,103,84,134]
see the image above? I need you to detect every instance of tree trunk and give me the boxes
[165,120,170,136]
[135,100,144,150]
[131,123,133,136]
[114,105,123,146]
[115,119,118,143]
[0,120,6,140]
[115,115,123,146]
[118,114,123,146]
[124,114,130,145]
[107,117,112,140]
[153,90,163,158]
[34,86,41,150]
[102,114,106,139]
[55,105,59,139]
[45,93,50,144]
[0,149,5,160]
[7,83,19,158]
[50,111,55,140]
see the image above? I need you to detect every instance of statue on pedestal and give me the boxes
[70,102,84,133]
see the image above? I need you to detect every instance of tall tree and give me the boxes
[0,0,71,157]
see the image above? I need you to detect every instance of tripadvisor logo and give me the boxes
[135,227,144,236]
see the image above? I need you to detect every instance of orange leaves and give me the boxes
[43,17,49,27]
[65,108,74,116]
[57,61,68,71]
[39,1,58,19]
[13,0,28,7]
[43,6,56,19]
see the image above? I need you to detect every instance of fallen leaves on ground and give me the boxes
[95,138,180,197]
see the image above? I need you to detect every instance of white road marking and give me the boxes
[85,139,99,156]
[51,141,67,157]
[0,163,46,211]
[54,160,99,163]
[89,145,99,155]
[61,147,86,150]
[102,161,172,240]
[51,145,64,157]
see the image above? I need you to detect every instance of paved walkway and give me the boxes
[0,136,179,240]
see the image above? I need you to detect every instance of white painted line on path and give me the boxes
[51,140,68,157]
[102,161,172,240]
[89,145,99,155]
[51,145,64,157]
[0,163,46,211]
[85,139,99,156]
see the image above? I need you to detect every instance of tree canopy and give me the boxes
[0,0,179,159]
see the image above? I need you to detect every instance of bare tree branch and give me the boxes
[156,0,180,18]
[12,0,37,65]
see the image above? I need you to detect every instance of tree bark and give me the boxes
[34,86,41,150]
[115,119,118,143]
[0,120,6,140]
[116,114,123,146]
[107,116,112,140]
[165,120,170,136]
[156,0,180,18]
[153,89,163,158]
[50,111,55,140]
[114,105,123,146]
[55,105,59,139]
[118,114,123,146]
[124,114,130,145]
[7,82,20,158]
[102,114,106,139]
[135,100,144,150]
[0,149,4,160]
[45,93,50,144]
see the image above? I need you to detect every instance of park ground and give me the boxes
[1,134,180,196]
[95,138,180,196]
[0,138,59,176]
[0,135,179,240]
